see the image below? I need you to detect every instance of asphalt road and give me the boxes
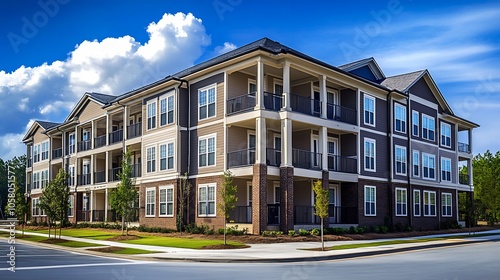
[1,237,499,280]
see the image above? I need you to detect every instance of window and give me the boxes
[364,186,376,216]
[412,110,419,136]
[68,195,74,217]
[364,138,376,172]
[160,94,174,126]
[441,122,451,148]
[364,94,375,126]
[199,85,216,120]
[413,150,420,177]
[274,185,281,204]
[198,183,216,216]
[394,103,406,133]
[442,193,452,217]
[41,141,49,160]
[32,198,40,216]
[422,114,435,141]
[41,170,49,188]
[69,133,75,154]
[423,153,436,180]
[146,146,156,173]
[33,144,40,163]
[32,172,40,189]
[395,146,407,175]
[68,165,75,186]
[199,135,216,167]
[414,190,421,216]
[396,188,407,216]
[147,100,157,130]
[159,186,174,217]
[159,142,174,171]
[441,157,452,182]
[146,188,155,217]
[248,79,257,96]
[424,191,436,216]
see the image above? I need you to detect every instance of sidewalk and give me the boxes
[4,229,500,263]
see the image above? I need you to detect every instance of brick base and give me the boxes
[252,163,267,234]
[280,166,294,232]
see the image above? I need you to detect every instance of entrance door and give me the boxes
[327,139,338,171]
[274,135,281,167]
[329,184,339,224]
[248,132,256,165]
[311,135,320,169]
[313,91,321,116]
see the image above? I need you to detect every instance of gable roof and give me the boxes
[86,92,115,104]
[37,121,60,130]
[338,57,386,81]
[22,120,61,142]
[65,92,115,122]
[380,70,426,91]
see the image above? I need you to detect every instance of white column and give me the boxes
[90,154,94,185]
[91,119,95,149]
[123,106,128,140]
[319,75,327,119]
[255,60,264,110]
[281,118,292,166]
[105,151,109,182]
[104,188,108,222]
[283,61,291,111]
[106,114,110,145]
[256,117,267,163]
[90,190,94,222]
[319,126,328,170]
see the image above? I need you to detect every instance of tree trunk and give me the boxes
[321,218,324,251]
[121,214,125,236]
[223,220,227,245]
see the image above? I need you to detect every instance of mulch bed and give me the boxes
[201,244,251,250]
[39,238,68,244]
[106,235,141,241]
[87,246,124,253]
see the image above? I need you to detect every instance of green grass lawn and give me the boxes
[327,238,443,250]
[106,247,159,255]
[55,240,104,248]
[122,235,245,249]
[29,228,119,240]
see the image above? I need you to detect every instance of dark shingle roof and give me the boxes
[380,70,426,92]
[338,57,374,71]
[86,92,116,104]
[37,121,60,130]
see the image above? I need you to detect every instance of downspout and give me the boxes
[387,91,394,229]
[405,91,413,229]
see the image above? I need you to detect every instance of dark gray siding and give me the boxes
[340,88,357,116]
[360,93,388,133]
[180,130,188,174]
[350,66,377,82]
[410,100,438,145]
[340,134,357,157]
[360,130,389,179]
[178,87,189,128]
[409,78,439,105]
[393,101,408,137]
[142,87,176,104]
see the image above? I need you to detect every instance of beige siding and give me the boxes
[190,123,224,175]
[190,73,225,127]
[33,126,49,144]
[79,101,105,123]
[227,72,253,99]
[141,126,178,178]
[293,130,310,150]
[233,178,250,206]
[227,126,252,152]
[294,181,312,206]
[291,82,311,96]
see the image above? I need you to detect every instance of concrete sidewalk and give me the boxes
[3,229,500,263]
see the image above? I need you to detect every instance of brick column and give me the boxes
[252,163,267,234]
[280,166,294,232]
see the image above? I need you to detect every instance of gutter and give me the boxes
[387,91,393,229]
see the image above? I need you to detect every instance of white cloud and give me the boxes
[215,42,237,55]
[0,12,212,159]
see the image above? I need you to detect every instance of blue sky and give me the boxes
[0,0,499,159]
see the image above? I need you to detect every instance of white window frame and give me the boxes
[424,190,436,217]
[440,122,451,148]
[413,150,420,177]
[146,145,156,173]
[364,94,375,127]
[442,192,452,217]
[414,190,421,217]
[41,169,49,188]
[68,165,75,186]
[68,195,74,217]
[364,185,376,216]
[69,133,75,154]
[198,183,216,217]
[145,187,156,217]
[41,141,49,161]
[159,185,174,217]
[395,188,407,216]
[274,183,281,204]
[364,138,376,172]
[248,78,257,96]
[32,198,39,216]
[198,84,217,120]
[395,145,407,175]
[32,172,40,189]
[441,157,452,182]
[160,92,175,126]
[412,110,419,137]
[422,153,436,180]
[422,114,435,141]
[147,100,157,130]
[198,134,216,168]
[33,144,40,163]
[159,141,175,171]
[394,103,406,133]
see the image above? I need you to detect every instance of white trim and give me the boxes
[146,99,157,131]
[145,187,156,217]
[440,122,452,148]
[145,144,157,173]
[394,103,407,134]
[247,181,252,206]
[158,185,174,217]
[423,190,437,217]
[395,187,407,216]
[395,145,407,176]
[364,185,376,216]
[274,182,281,204]
[363,94,376,127]
[158,140,175,172]
[364,138,376,172]
[421,113,435,142]
[159,91,175,127]
[412,150,420,177]
[441,192,453,217]
[422,153,436,180]
[248,78,256,95]
[198,83,217,121]
[413,189,421,217]
[198,133,217,168]
[360,127,386,136]
[440,156,452,182]
[198,183,216,217]
[409,94,439,110]
[188,119,224,131]
[412,110,419,137]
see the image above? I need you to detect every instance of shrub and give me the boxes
[185,223,208,234]
[298,229,310,236]
[310,228,321,236]
[288,230,297,237]
[225,225,248,235]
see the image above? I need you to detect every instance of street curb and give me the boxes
[151,239,489,263]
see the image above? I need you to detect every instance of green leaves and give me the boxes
[473,150,500,224]
[313,180,329,219]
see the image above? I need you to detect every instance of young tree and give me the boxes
[109,149,138,236]
[39,168,69,239]
[218,170,238,245]
[177,172,192,233]
[313,180,329,251]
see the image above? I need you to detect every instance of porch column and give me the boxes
[319,75,327,119]
[90,154,94,185]
[104,188,108,222]
[283,61,291,111]
[252,163,267,234]
[106,113,110,145]
[105,151,109,182]
[281,118,292,167]
[255,59,265,110]
[90,190,94,222]
[319,126,328,171]
[123,106,128,140]
[256,117,266,164]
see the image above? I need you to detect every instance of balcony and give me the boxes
[67,177,75,186]
[77,174,91,186]
[76,210,91,222]
[263,92,283,111]
[94,170,106,184]
[459,174,470,185]
[289,93,321,117]
[127,122,142,139]
[229,206,252,223]
[292,148,322,170]
[326,103,357,125]
[92,210,106,222]
[108,167,120,182]
[227,149,255,168]
[458,142,471,153]
[77,140,92,152]
[109,129,123,144]
[52,148,62,159]
[94,135,106,148]
[327,155,357,173]
[294,205,358,224]
[266,148,281,167]
[131,163,141,178]
[227,94,256,115]
[268,204,280,225]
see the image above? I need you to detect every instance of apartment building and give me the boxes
[23,38,477,233]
